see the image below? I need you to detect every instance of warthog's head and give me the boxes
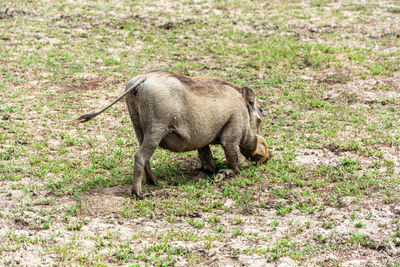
[241,87,269,164]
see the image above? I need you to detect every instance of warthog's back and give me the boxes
[126,70,249,152]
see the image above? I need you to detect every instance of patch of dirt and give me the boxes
[324,71,400,105]
[380,146,400,174]
[1,171,400,265]
[294,146,400,177]
[289,23,339,37]
[317,68,353,85]
[294,148,361,168]
[81,186,129,215]
[0,191,16,215]
[52,13,87,22]
[158,19,195,30]
[61,76,123,92]
[0,8,30,19]
[0,249,44,266]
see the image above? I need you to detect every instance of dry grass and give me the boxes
[1,0,400,265]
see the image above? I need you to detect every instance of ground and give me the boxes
[0,0,400,266]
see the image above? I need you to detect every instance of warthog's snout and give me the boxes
[251,135,269,164]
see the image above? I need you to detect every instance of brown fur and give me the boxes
[78,70,269,198]
[149,70,242,97]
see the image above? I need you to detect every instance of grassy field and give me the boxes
[1,0,400,265]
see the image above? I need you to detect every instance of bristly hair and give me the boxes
[77,112,100,123]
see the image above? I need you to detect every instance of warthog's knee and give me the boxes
[134,153,145,169]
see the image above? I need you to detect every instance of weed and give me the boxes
[187,219,205,229]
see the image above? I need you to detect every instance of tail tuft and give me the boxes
[77,112,99,123]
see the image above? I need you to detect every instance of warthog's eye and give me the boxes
[258,106,265,117]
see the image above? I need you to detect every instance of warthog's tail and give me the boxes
[77,77,146,123]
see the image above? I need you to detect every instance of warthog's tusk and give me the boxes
[251,135,269,164]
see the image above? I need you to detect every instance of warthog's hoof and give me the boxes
[131,183,143,199]
[145,175,157,185]
[131,191,143,200]
[197,166,216,174]
[214,169,235,183]
[133,193,153,200]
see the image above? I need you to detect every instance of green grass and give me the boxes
[0,0,399,265]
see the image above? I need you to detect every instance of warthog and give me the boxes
[78,70,269,197]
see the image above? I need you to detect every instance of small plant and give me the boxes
[237,191,255,214]
[66,222,83,231]
[270,219,280,229]
[313,233,329,244]
[95,237,106,247]
[42,219,51,230]
[276,205,292,216]
[167,216,176,223]
[391,232,400,246]
[204,239,212,250]
[207,215,221,224]
[187,219,205,229]
[233,216,244,225]
[349,232,376,249]
[65,203,81,216]
[322,221,337,229]
[212,225,225,233]
[232,229,244,236]
[355,221,365,228]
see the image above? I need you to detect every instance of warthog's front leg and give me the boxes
[132,131,164,197]
[215,120,242,181]
[198,145,216,173]
[222,143,241,174]
[214,142,241,182]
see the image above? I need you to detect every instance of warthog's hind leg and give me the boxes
[198,145,216,173]
[144,162,157,185]
[133,125,157,185]
[132,129,164,198]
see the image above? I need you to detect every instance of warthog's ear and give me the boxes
[242,87,256,107]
